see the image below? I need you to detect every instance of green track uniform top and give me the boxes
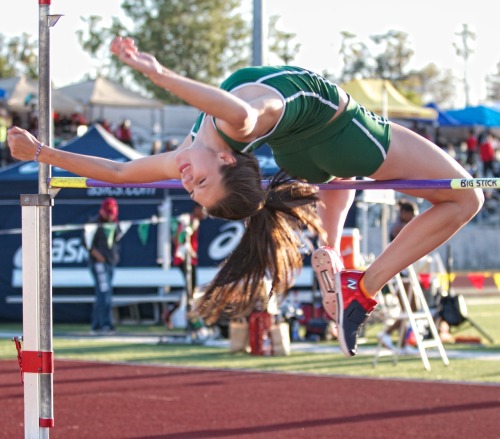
[191,66,391,183]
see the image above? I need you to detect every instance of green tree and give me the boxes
[77,0,250,104]
[338,29,458,105]
[0,33,38,78]
[403,64,456,107]
[339,30,415,83]
[340,30,413,82]
[370,30,414,81]
[76,16,111,79]
[338,31,373,82]
[268,15,301,65]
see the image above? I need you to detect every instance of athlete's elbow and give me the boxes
[231,107,258,133]
[98,162,130,184]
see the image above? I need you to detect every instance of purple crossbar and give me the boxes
[80,178,453,190]
[316,179,453,190]
[84,179,186,189]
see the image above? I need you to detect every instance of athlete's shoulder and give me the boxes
[221,66,310,88]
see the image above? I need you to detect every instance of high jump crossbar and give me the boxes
[48,177,500,191]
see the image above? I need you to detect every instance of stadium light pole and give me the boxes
[252,0,267,66]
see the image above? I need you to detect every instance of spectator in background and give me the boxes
[466,129,478,164]
[86,198,123,335]
[97,118,113,133]
[151,138,180,156]
[28,116,39,138]
[115,119,134,147]
[165,138,179,152]
[0,108,10,167]
[410,122,432,141]
[465,129,478,175]
[71,112,87,128]
[150,139,163,155]
[57,114,73,138]
[434,128,447,151]
[389,199,419,241]
[378,199,419,354]
[479,130,497,178]
[171,203,207,317]
[10,112,21,128]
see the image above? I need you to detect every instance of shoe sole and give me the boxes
[334,272,353,357]
[311,248,339,321]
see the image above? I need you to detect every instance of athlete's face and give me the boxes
[175,144,235,208]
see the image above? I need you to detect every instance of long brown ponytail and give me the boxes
[198,154,326,324]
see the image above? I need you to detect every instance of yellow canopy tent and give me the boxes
[341,78,437,121]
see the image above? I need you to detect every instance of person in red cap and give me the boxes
[87,197,123,335]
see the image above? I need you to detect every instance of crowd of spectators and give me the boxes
[0,105,144,167]
[1,106,499,222]
[53,114,137,150]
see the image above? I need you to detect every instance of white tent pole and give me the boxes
[382,80,389,120]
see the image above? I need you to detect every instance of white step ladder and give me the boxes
[374,265,449,371]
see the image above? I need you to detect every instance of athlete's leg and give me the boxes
[332,123,483,356]
[317,187,356,251]
[314,186,356,320]
[363,122,484,295]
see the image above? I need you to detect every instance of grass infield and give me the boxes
[1,301,499,383]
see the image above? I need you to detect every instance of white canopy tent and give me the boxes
[56,77,166,149]
[0,76,81,114]
[56,76,164,110]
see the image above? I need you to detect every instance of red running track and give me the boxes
[1,359,500,438]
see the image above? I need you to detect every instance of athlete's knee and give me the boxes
[457,188,484,221]
[466,188,484,214]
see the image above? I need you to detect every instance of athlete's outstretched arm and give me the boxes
[7,126,188,183]
[111,37,258,139]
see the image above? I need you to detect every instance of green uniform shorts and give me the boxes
[271,97,392,182]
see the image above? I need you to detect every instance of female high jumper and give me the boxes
[7,37,483,356]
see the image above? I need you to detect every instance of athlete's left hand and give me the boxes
[110,36,163,77]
